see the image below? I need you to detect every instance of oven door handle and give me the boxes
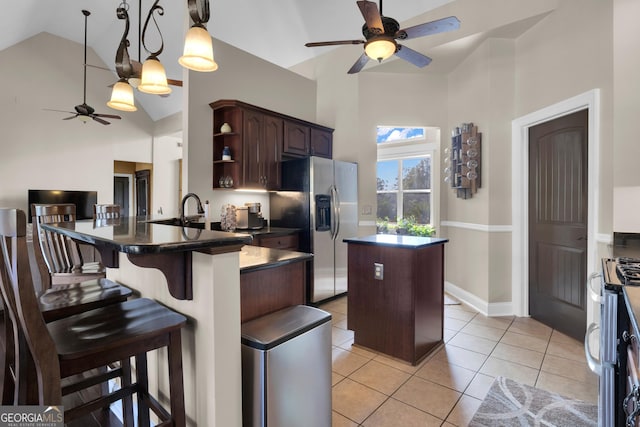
[588,272,602,304]
[585,322,605,376]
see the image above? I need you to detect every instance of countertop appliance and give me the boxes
[236,202,264,230]
[586,237,640,427]
[270,157,358,303]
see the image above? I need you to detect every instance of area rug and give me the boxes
[469,376,598,426]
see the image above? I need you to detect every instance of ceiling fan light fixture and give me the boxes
[77,115,91,123]
[179,25,218,72]
[107,79,137,112]
[138,56,172,95]
[364,37,397,62]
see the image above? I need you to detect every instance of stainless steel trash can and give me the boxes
[241,305,332,427]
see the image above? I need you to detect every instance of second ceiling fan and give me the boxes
[305,0,460,74]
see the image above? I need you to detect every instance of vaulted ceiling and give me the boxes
[0,0,554,120]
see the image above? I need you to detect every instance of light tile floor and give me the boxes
[319,295,598,427]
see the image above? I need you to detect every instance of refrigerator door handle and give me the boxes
[330,185,340,240]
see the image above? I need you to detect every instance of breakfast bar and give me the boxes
[41,217,253,427]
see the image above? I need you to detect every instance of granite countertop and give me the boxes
[41,216,252,255]
[239,245,312,273]
[344,234,449,249]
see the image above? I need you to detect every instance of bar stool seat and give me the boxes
[38,278,132,323]
[0,208,186,426]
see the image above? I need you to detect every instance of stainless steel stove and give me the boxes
[587,256,638,426]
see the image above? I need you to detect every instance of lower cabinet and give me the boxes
[346,239,446,365]
[240,261,306,323]
[251,233,299,251]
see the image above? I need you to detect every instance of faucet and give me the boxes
[180,193,204,225]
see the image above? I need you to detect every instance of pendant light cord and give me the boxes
[82,10,90,104]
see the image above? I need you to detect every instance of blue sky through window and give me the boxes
[377,126,425,144]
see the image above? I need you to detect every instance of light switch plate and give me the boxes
[374,263,383,280]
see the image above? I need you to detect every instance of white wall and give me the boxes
[183,38,318,217]
[0,33,156,213]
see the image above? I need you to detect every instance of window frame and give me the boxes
[376,126,439,226]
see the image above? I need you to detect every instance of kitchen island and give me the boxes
[344,234,449,365]
[39,217,260,427]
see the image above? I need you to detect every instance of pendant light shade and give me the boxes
[179,26,218,72]
[364,37,397,62]
[107,79,137,112]
[138,56,172,95]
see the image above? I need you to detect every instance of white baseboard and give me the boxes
[445,281,516,317]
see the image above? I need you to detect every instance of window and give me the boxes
[376,126,438,228]
[377,157,431,224]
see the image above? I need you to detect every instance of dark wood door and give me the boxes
[114,176,129,216]
[310,128,333,159]
[243,109,264,188]
[528,109,588,340]
[263,115,282,190]
[135,169,150,216]
[283,120,310,156]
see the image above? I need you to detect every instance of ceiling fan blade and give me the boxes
[396,16,460,40]
[43,108,76,114]
[394,45,432,68]
[306,40,365,47]
[167,78,183,87]
[94,113,122,120]
[357,1,384,35]
[347,53,370,74]
[63,115,78,120]
[92,116,111,125]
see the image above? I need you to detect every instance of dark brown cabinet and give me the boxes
[251,233,299,251]
[310,128,333,158]
[210,100,333,190]
[283,120,310,157]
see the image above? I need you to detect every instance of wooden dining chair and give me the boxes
[31,203,106,288]
[93,204,121,219]
[0,208,186,426]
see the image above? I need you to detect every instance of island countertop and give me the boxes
[344,234,449,249]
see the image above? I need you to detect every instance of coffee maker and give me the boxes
[236,202,264,229]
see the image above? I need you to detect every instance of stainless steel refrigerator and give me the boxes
[270,156,358,303]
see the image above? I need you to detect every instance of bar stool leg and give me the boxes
[121,358,134,427]
[168,330,186,427]
[136,353,150,427]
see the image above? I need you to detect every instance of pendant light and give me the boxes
[108,3,137,112]
[138,0,171,95]
[179,0,218,72]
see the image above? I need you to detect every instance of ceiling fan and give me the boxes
[44,10,122,125]
[305,0,460,74]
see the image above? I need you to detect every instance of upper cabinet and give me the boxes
[209,100,333,190]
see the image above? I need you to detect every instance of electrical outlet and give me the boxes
[374,263,383,280]
[361,205,372,215]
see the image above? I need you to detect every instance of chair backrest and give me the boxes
[0,208,60,404]
[93,204,121,220]
[30,204,83,289]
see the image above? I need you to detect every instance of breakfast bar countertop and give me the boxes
[239,245,312,273]
[41,216,253,255]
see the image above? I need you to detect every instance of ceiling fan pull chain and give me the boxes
[187,0,210,28]
[114,5,134,79]
[141,0,165,58]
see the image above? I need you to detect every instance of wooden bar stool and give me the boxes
[0,208,186,426]
[31,203,107,288]
[93,204,121,219]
